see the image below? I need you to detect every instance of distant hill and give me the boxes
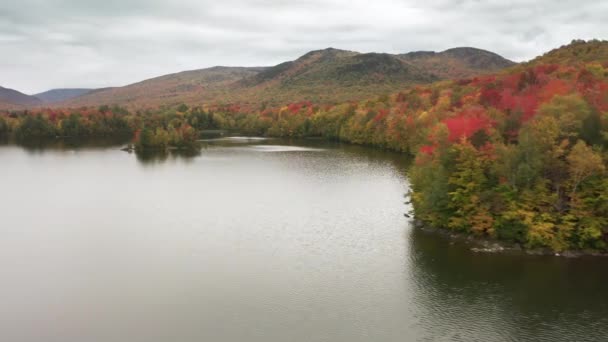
[34,88,94,103]
[58,46,515,108]
[0,86,42,108]
[398,47,516,79]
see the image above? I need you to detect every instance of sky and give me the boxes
[1,0,606,94]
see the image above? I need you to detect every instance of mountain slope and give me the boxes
[35,88,94,103]
[65,66,266,108]
[0,86,42,107]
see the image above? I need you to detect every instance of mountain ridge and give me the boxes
[34,88,94,103]
[59,46,514,108]
[1,46,517,109]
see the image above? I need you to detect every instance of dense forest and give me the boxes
[2,40,607,252]
[0,104,200,151]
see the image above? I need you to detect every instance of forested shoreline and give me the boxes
[2,41,607,253]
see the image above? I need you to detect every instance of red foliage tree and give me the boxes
[442,107,493,142]
[538,79,571,102]
[419,145,435,155]
[373,109,389,123]
[480,88,502,107]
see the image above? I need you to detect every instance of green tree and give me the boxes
[61,114,85,137]
[15,115,56,139]
[447,140,494,235]
[537,94,591,140]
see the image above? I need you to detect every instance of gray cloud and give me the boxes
[1,0,606,93]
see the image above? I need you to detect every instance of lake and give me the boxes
[1,137,607,342]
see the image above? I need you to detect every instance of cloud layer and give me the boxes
[1,0,606,93]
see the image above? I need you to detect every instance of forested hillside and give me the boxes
[526,39,608,66]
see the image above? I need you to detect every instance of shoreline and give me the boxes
[413,220,608,258]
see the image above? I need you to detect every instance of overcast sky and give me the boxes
[1,0,606,94]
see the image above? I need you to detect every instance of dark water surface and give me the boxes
[1,137,607,342]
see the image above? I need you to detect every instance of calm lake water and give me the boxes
[1,137,607,342]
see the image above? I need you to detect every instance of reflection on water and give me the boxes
[4,136,132,153]
[0,137,606,342]
[135,149,202,164]
[199,136,271,143]
[247,145,325,152]
[409,228,608,341]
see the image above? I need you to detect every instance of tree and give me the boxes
[537,94,591,140]
[135,127,155,150]
[570,177,608,249]
[61,113,85,137]
[446,139,493,235]
[177,103,189,113]
[567,140,605,194]
[410,158,451,227]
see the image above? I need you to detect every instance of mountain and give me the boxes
[398,47,516,79]
[0,86,42,108]
[60,46,515,108]
[34,88,94,103]
[233,48,440,104]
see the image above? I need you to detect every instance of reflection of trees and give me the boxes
[407,227,608,341]
[7,137,201,165]
[135,149,200,165]
[15,136,131,154]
